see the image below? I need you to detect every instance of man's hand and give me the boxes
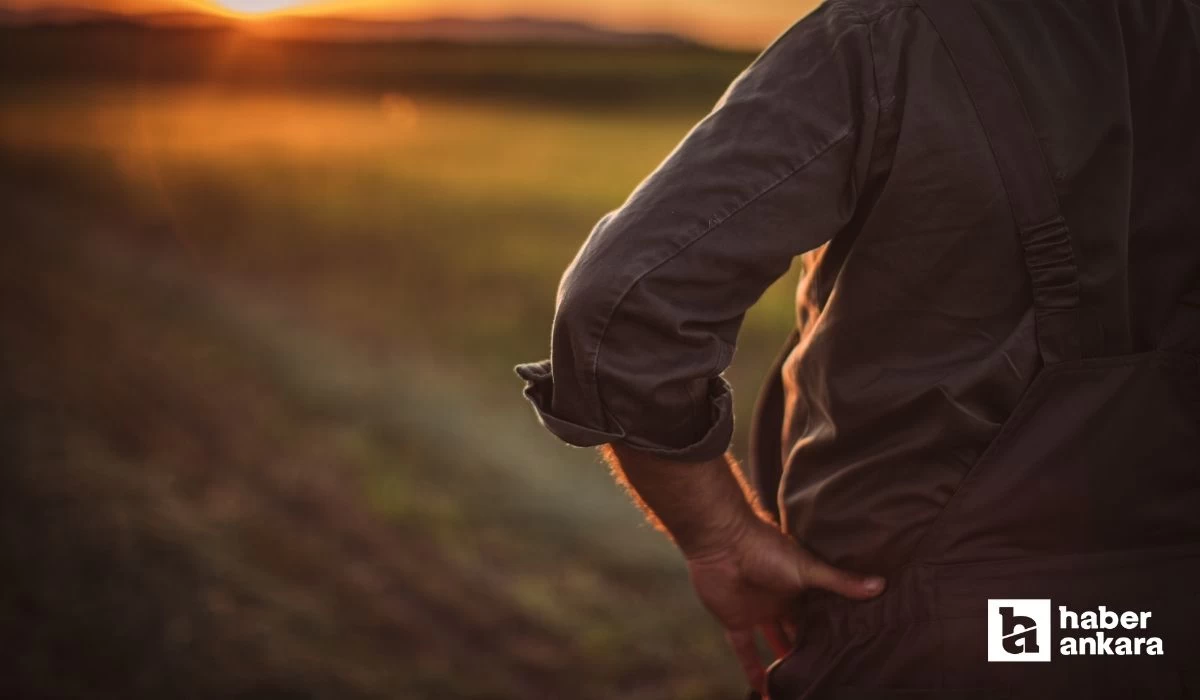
[684,515,885,695]
[603,445,884,696]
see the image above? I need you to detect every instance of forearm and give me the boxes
[603,444,768,558]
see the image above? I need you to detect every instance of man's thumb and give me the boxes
[796,554,886,600]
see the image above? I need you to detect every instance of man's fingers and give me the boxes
[726,628,767,695]
[798,555,886,600]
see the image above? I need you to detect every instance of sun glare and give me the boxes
[210,0,311,16]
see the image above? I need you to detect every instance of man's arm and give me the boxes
[605,445,885,694]
[515,7,887,693]
[515,7,882,463]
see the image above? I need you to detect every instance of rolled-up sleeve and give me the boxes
[516,2,883,461]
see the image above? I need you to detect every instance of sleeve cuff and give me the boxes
[514,360,735,462]
[515,359,625,446]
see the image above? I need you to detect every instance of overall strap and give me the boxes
[916,0,1085,364]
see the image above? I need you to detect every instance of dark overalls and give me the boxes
[756,0,1200,697]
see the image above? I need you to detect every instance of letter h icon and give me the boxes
[988,599,1051,662]
[1000,607,1039,654]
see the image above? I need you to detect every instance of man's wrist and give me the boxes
[675,495,759,561]
[604,445,766,560]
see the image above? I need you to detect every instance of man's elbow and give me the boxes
[550,268,620,355]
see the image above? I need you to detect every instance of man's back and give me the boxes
[762,0,1200,575]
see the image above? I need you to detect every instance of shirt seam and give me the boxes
[866,14,889,116]
[588,126,855,439]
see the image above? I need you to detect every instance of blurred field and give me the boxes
[0,25,800,700]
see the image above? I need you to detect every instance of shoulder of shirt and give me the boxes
[820,0,919,26]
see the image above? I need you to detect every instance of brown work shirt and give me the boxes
[517,0,1200,573]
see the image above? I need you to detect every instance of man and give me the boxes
[517,0,1200,697]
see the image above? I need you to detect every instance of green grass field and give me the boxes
[0,29,801,699]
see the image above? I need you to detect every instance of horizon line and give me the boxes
[0,2,785,50]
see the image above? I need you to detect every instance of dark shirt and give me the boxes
[517,0,1200,573]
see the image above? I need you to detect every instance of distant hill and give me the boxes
[0,7,749,108]
[0,6,704,48]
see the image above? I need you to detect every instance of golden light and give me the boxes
[208,0,312,16]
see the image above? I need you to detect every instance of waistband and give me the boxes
[792,543,1200,637]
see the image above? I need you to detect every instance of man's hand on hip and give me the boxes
[684,512,885,694]
[602,445,885,696]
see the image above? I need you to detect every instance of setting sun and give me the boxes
[209,0,312,15]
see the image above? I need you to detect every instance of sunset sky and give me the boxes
[1,0,823,47]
